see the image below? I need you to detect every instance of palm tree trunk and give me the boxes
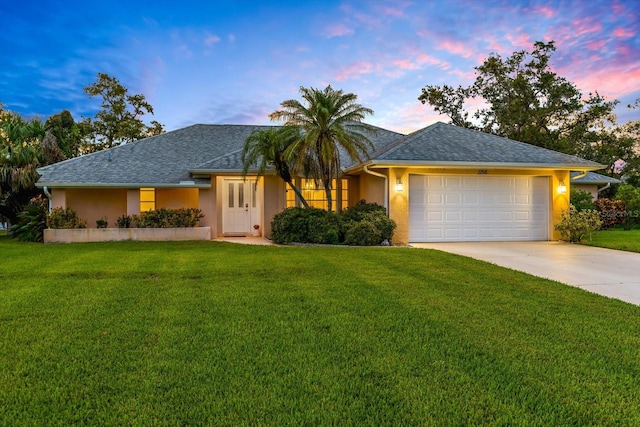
[286,180,310,209]
[324,179,333,212]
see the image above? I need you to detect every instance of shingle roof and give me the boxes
[36,121,604,188]
[571,171,621,184]
[37,124,275,187]
[367,122,603,169]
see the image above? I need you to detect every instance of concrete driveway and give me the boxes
[411,242,640,306]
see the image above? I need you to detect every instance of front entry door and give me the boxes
[223,179,250,235]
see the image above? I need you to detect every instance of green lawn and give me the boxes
[1,237,639,425]
[583,227,640,253]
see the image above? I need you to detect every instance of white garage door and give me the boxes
[409,175,549,242]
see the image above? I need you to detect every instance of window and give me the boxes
[140,188,156,212]
[286,179,348,211]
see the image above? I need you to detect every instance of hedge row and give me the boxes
[271,201,396,246]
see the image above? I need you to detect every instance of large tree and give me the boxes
[269,85,375,212]
[45,109,82,158]
[0,107,65,228]
[419,41,622,156]
[82,73,165,151]
[242,127,310,208]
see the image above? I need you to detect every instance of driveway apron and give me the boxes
[411,242,640,306]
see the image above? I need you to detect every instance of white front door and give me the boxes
[223,179,250,235]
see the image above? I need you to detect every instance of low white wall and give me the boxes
[44,227,211,243]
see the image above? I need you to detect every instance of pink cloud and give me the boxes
[529,5,557,18]
[204,33,220,46]
[335,61,373,81]
[613,27,635,38]
[586,40,606,50]
[323,23,354,38]
[436,40,475,59]
[571,17,602,37]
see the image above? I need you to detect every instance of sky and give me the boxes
[1,0,639,135]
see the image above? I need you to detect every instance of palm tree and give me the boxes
[241,126,310,208]
[269,85,375,212]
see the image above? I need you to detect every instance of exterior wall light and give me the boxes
[557,181,567,194]
[396,179,404,192]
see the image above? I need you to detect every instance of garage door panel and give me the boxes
[409,175,549,242]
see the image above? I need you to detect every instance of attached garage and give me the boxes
[409,175,549,242]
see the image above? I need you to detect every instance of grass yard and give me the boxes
[583,228,640,253]
[1,236,639,425]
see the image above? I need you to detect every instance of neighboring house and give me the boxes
[36,122,604,244]
[570,171,621,199]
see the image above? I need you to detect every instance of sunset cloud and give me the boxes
[335,61,374,81]
[323,23,354,38]
[613,27,635,37]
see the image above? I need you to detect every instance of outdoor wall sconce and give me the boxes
[557,181,567,194]
[396,179,404,192]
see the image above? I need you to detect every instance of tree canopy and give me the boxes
[270,85,375,211]
[242,127,310,208]
[82,73,165,151]
[418,41,637,177]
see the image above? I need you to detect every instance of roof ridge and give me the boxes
[370,122,442,158]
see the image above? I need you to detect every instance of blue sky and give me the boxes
[1,0,638,134]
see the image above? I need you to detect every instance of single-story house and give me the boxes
[571,171,621,199]
[36,121,604,244]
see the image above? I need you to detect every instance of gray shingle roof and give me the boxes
[37,124,274,187]
[37,121,604,188]
[368,122,604,169]
[571,171,621,184]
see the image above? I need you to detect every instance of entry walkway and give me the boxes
[411,241,640,306]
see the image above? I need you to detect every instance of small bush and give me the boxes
[615,184,640,231]
[47,207,87,229]
[133,208,204,228]
[96,217,108,228]
[554,205,602,243]
[570,188,595,212]
[594,198,626,229]
[344,220,381,246]
[116,215,132,229]
[11,196,48,242]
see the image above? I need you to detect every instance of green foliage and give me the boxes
[418,41,633,173]
[270,85,375,211]
[116,214,132,228]
[271,202,396,245]
[133,208,203,228]
[96,217,108,228]
[82,73,165,151]
[47,207,87,229]
[594,198,626,229]
[570,188,595,211]
[615,184,640,230]
[45,110,83,158]
[10,195,47,242]
[554,205,602,243]
[242,127,309,208]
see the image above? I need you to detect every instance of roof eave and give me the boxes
[36,182,212,189]
[347,160,605,172]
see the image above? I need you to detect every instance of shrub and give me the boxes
[271,207,332,244]
[47,207,86,229]
[10,196,48,242]
[615,184,640,230]
[570,188,595,212]
[554,205,602,243]
[96,217,108,228]
[116,215,132,229]
[133,208,204,228]
[594,198,626,229]
[271,201,396,246]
